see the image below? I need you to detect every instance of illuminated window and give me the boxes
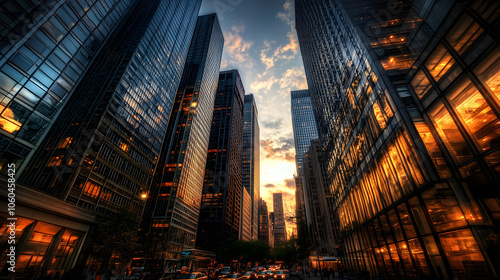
[47,156,62,167]
[473,47,500,103]
[445,14,483,55]
[447,78,500,151]
[421,184,467,232]
[425,44,455,82]
[410,70,432,98]
[429,101,472,163]
[414,122,451,179]
[119,142,130,152]
[58,137,73,149]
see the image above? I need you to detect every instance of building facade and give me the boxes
[240,187,252,241]
[303,139,334,255]
[272,193,287,245]
[291,89,319,228]
[242,94,260,240]
[258,198,270,246]
[196,70,245,251]
[139,13,223,269]
[0,0,136,175]
[296,0,500,278]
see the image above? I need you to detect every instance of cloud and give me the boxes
[258,0,299,70]
[260,136,295,162]
[222,25,254,68]
[264,183,277,188]
[278,67,308,97]
[250,73,278,92]
[262,119,283,129]
[284,178,295,189]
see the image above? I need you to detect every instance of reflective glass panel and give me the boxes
[421,183,467,232]
[425,44,456,82]
[429,101,472,163]
[447,78,500,151]
[445,14,484,55]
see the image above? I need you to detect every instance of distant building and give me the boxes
[196,70,245,251]
[291,89,319,228]
[139,13,223,270]
[258,198,270,245]
[242,94,260,240]
[273,193,286,245]
[269,212,275,248]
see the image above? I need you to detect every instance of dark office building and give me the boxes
[296,0,500,278]
[258,197,271,246]
[273,193,286,245]
[139,14,223,269]
[242,94,260,240]
[0,0,136,175]
[21,0,202,218]
[196,69,245,251]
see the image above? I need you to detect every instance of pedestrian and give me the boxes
[329,267,335,280]
[322,267,330,280]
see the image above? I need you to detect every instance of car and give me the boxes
[241,271,255,280]
[218,270,231,279]
[255,271,268,279]
[264,270,274,278]
[180,273,209,280]
[289,270,300,278]
[223,274,243,280]
[273,270,289,279]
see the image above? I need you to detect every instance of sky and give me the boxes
[199,0,308,234]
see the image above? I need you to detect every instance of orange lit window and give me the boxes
[58,137,73,149]
[447,78,500,151]
[425,44,455,82]
[372,101,386,130]
[414,122,451,179]
[0,105,21,133]
[446,14,483,55]
[410,70,432,98]
[473,47,500,104]
[82,181,101,199]
[119,142,130,152]
[47,156,62,167]
[429,101,472,163]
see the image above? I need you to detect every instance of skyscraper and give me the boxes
[242,94,260,240]
[273,193,286,245]
[21,0,202,217]
[303,139,334,255]
[196,69,245,251]
[240,187,252,241]
[291,89,318,227]
[0,0,136,175]
[139,13,223,269]
[296,0,500,278]
[258,197,270,246]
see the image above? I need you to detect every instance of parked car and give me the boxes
[289,269,300,278]
[241,271,255,280]
[273,270,289,279]
[180,273,209,280]
[255,271,268,280]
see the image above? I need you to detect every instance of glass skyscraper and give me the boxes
[291,89,319,227]
[196,69,245,251]
[21,0,202,217]
[296,0,500,278]
[0,0,136,175]
[242,94,260,240]
[139,13,223,269]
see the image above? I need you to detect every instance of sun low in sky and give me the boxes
[200,0,307,235]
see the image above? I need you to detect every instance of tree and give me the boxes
[90,209,139,273]
[219,239,271,264]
